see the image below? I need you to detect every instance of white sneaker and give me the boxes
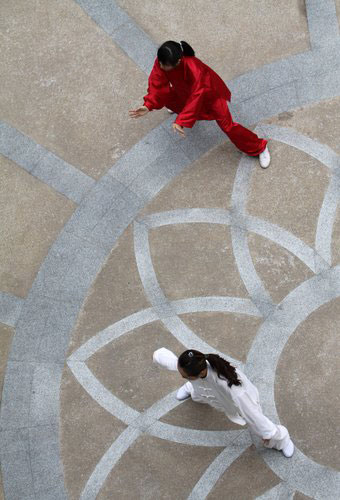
[166,108,174,114]
[176,384,191,401]
[259,146,271,168]
[282,439,294,458]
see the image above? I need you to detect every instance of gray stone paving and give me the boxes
[1,0,340,499]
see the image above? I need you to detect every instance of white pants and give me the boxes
[183,381,290,451]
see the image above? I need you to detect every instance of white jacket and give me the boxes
[153,347,280,440]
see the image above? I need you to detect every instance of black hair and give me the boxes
[157,40,195,67]
[178,350,241,388]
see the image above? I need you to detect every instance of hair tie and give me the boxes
[188,351,194,358]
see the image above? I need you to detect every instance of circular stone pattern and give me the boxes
[275,297,340,471]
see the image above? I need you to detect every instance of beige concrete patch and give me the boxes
[276,297,340,471]
[248,234,314,304]
[117,0,309,82]
[161,397,241,431]
[335,1,340,30]
[0,155,75,297]
[0,0,164,179]
[87,321,187,413]
[208,445,280,499]
[141,142,241,216]
[149,224,248,301]
[68,225,150,355]
[265,98,340,156]
[0,473,4,500]
[0,323,14,404]
[61,365,126,500]
[294,492,314,500]
[179,312,262,363]
[247,142,331,248]
[98,435,220,499]
[332,206,340,266]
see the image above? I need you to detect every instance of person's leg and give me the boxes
[215,103,270,167]
[263,424,294,457]
[216,108,267,157]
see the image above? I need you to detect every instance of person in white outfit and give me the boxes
[153,347,294,458]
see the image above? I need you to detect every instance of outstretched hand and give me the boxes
[172,122,185,138]
[129,106,149,119]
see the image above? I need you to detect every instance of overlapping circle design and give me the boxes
[68,125,340,500]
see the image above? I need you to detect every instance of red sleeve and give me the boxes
[175,60,211,128]
[143,60,171,111]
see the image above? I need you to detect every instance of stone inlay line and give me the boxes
[230,151,276,317]
[80,427,141,500]
[67,354,245,499]
[74,0,157,74]
[68,298,261,363]
[0,121,95,204]
[306,0,340,50]
[259,124,340,267]
[2,0,340,493]
[256,482,296,500]
[67,298,254,498]
[134,219,244,368]
[0,292,24,328]
[187,431,252,500]
[246,266,340,499]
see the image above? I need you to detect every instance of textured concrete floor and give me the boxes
[1,1,340,499]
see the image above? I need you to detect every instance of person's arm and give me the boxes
[143,61,171,111]
[175,62,210,129]
[153,348,178,371]
[233,390,278,440]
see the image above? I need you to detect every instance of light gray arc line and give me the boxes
[0,292,24,327]
[246,265,340,499]
[306,0,340,50]
[67,360,140,424]
[68,357,240,448]
[68,307,159,361]
[69,297,261,363]
[80,427,141,500]
[258,123,340,269]
[147,422,240,448]
[133,220,243,368]
[74,0,157,74]
[0,120,95,203]
[187,431,252,500]
[140,208,321,273]
[231,153,275,316]
[172,296,261,317]
[315,175,340,266]
[256,482,295,500]
[258,124,340,171]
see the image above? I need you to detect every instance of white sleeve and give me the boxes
[153,348,178,371]
[234,391,278,440]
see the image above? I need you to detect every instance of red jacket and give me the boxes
[144,56,232,128]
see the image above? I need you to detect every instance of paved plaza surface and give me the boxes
[1,1,340,499]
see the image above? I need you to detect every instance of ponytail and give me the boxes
[178,350,241,388]
[180,41,195,57]
[205,354,241,388]
[157,40,195,67]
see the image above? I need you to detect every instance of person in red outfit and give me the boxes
[129,40,270,168]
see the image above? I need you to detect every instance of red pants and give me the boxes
[167,96,267,156]
[216,105,267,156]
